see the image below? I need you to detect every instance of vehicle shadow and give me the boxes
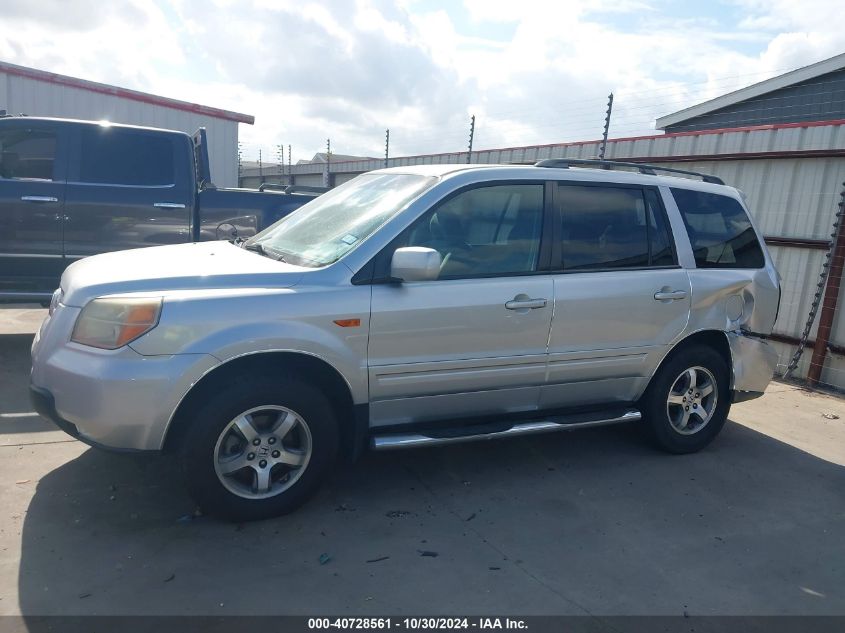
[15,418,845,618]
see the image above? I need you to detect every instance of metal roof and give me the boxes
[656,52,845,130]
[0,60,254,124]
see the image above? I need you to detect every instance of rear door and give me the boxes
[0,120,67,297]
[541,182,691,409]
[63,124,193,261]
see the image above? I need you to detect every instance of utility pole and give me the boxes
[466,114,475,164]
[258,149,263,184]
[237,141,243,184]
[599,92,614,161]
[288,144,292,177]
[384,129,390,169]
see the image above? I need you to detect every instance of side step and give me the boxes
[371,408,641,451]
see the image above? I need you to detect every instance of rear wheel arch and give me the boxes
[164,351,356,455]
[649,330,734,393]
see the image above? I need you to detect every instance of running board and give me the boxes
[371,408,641,451]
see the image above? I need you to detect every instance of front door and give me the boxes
[367,182,554,427]
[0,121,66,297]
[542,183,691,409]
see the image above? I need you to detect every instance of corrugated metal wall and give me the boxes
[0,70,240,187]
[240,122,845,387]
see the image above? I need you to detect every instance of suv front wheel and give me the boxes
[180,376,339,521]
[641,344,731,454]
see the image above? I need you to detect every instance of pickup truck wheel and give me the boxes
[641,345,730,454]
[180,377,338,521]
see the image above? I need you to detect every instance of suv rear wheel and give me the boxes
[180,376,338,521]
[641,344,731,454]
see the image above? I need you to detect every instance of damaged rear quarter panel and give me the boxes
[685,268,780,391]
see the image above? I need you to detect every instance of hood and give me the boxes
[61,241,306,306]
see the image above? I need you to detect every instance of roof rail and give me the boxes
[284,185,329,195]
[257,183,286,192]
[256,183,329,195]
[534,158,725,185]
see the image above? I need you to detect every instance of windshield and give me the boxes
[246,173,435,267]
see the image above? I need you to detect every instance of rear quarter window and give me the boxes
[670,188,765,269]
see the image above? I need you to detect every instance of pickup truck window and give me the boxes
[79,127,175,186]
[248,173,435,267]
[0,128,56,181]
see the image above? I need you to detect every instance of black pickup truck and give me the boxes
[0,116,321,301]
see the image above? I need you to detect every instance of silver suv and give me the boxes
[30,160,781,521]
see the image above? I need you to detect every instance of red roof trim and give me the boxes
[0,60,255,125]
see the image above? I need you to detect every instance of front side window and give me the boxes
[671,188,764,269]
[79,127,174,186]
[403,183,544,278]
[561,185,657,270]
[0,128,56,181]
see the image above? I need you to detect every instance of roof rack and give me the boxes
[534,158,724,185]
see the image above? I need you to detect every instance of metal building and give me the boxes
[0,60,253,187]
[656,53,845,133]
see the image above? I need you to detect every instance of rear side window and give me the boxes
[559,185,675,271]
[79,127,175,186]
[0,128,56,180]
[671,188,764,269]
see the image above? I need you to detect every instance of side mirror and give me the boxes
[390,247,441,282]
[216,222,238,240]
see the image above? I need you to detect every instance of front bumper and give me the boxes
[31,305,219,451]
[30,384,153,453]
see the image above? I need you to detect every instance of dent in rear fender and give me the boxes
[685,268,779,335]
[727,331,778,393]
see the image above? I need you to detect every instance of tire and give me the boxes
[180,375,339,521]
[640,344,731,454]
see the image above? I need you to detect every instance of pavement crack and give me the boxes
[0,439,78,448]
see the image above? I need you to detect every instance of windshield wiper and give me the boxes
[243,241,268,255]
[243,241,287,262]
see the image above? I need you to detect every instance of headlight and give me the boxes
[48,288,63,316]
[71,297,162,349]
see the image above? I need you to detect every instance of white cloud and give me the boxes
[0,0,843,163]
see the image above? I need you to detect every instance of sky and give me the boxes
[1,0,844,163]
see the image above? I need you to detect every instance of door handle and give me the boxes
[153,202,187,209]
[654,289,688,301]
[21,196,58,203]
[505,297,547,310]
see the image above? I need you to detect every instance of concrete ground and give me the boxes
[0,306,843,617]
